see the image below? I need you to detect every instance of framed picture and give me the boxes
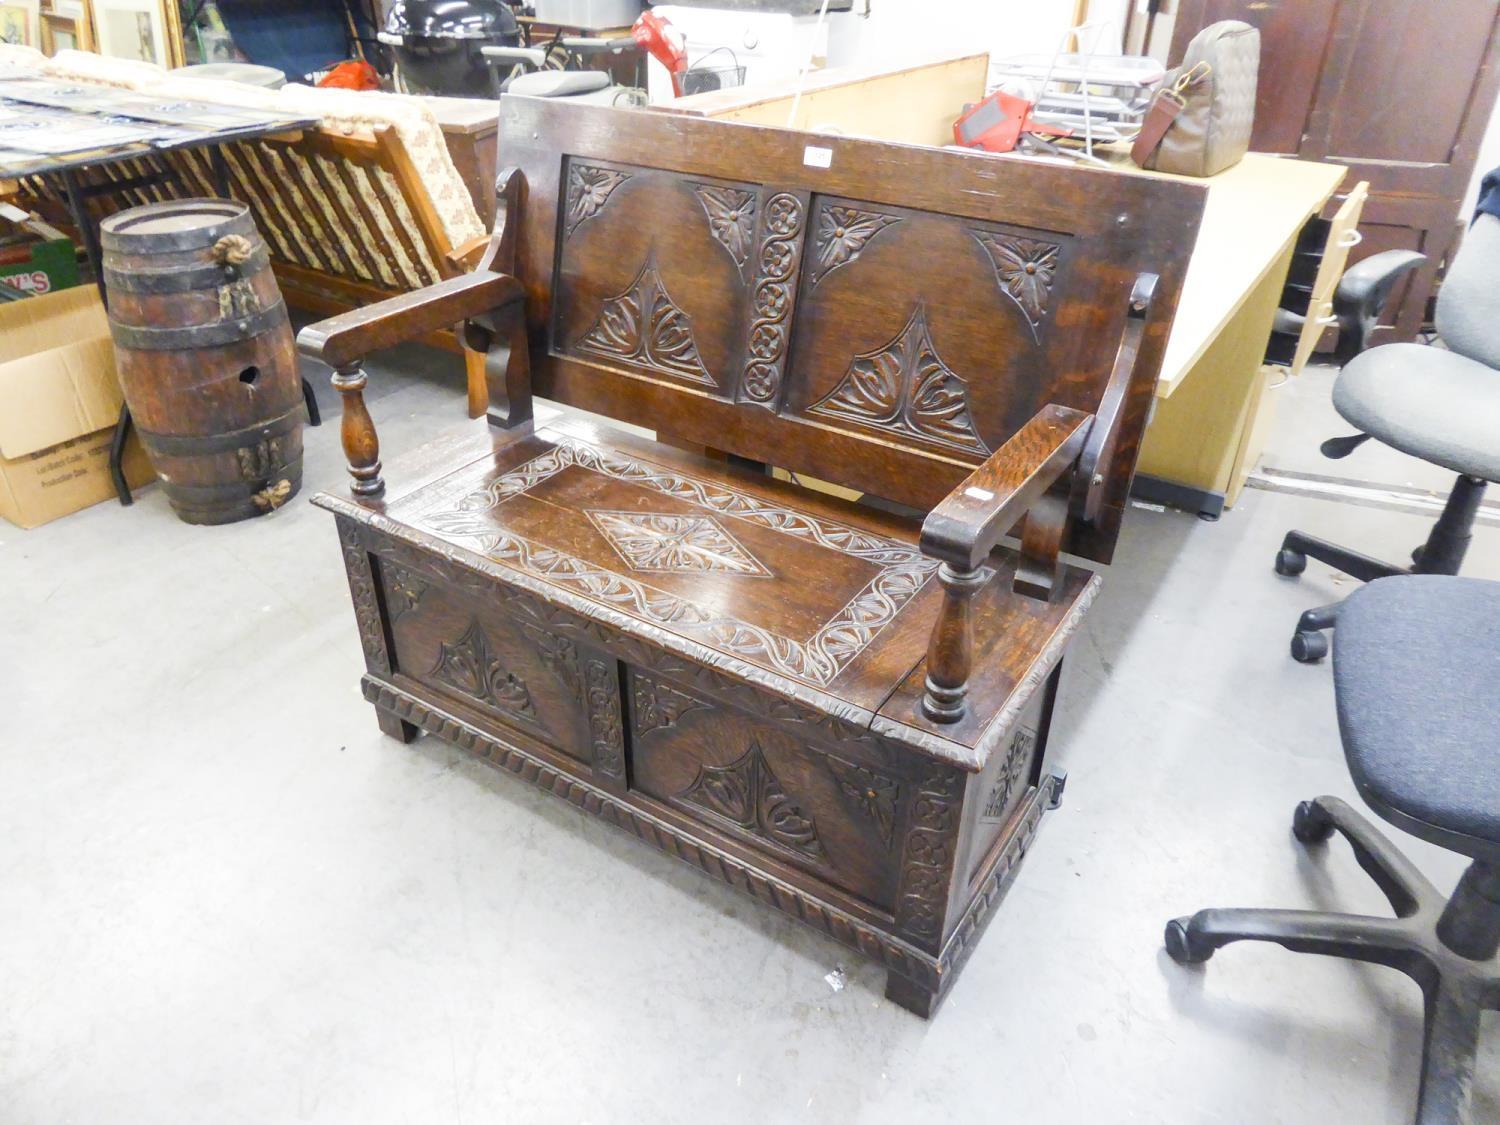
[40,10,78,53]
[0,0,40,48]
[42,0,93,52]
[92,0,180,68]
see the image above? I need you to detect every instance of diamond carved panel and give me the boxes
[587,510,771,578]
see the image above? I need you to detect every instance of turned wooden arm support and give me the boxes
[295,168,533,501]
[917,405,1093,723]
[918,272,1158,724]
[295,271,527,500]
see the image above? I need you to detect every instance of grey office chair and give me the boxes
[1275,215,1500,662]
[1167,575,1500,1124]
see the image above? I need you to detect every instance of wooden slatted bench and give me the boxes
[299,97,1204,1016]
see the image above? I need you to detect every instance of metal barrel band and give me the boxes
[134,405,304,457]
[161,457,304,502]
[108,300,288,350]
[99,202,252,254]
[101,244,269,294]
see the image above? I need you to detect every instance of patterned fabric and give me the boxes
[8,48,484,282]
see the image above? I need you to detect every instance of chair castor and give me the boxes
[1290,630,1329,664]
[1292,799,1335,844]
[1274,548,1307,577]
[1163,917,1211,964]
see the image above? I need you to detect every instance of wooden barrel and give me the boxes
[101,199,304,525]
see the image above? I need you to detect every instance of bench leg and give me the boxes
[377,709,419,743]
[885,971,942,1018]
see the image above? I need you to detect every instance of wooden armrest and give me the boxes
[917,405,1091,725]
[301,169,534,503]
[920,403,1094,572]
[295,269,528,501]
[296,270,523,371]
[917,273,1159,725]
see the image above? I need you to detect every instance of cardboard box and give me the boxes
[0,286,155,529]
[0,203,80,297]
[0,236,81,297]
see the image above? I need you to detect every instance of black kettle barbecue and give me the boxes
[380,0,521,98]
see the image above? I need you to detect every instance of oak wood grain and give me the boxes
[296,272,523,370]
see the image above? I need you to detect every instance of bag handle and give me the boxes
[1130,62,1213,168]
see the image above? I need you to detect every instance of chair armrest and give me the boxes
[296,271,523,371]
[299,168,534,502]
[1332,249,1426,361]
[295,270,527,501]
[917,271,1156,725]
[917,404,1092,725]
[920,404,1094,572]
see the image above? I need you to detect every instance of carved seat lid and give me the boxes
[339,418,1099,770]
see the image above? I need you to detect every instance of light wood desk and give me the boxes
[1131,154,1348,515]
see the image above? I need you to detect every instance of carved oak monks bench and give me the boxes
[300,98,1203,1016]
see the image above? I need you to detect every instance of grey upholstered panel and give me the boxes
[1334,575,1500,854]
[1436,214,1500,370]
[1333,343,1500,480]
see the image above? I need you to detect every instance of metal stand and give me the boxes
[1167,796,1500,1125]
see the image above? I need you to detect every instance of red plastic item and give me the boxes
[632,10,687,98]
[317,60,381,91]
[953,89,1070,153]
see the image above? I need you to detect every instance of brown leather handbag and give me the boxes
[1132,20,1260,178]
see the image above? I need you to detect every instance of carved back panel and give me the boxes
[501,98,1205,564]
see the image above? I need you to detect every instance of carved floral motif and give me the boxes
[583,656,625,779]
[693,184,757,270]
[565,164,629,236]
[633,673,714,736]
[362,678,946,989]
[351,520,902,759]
[338,517,389,674]
[972,233,1060,339]
[430,618,537,721]
[417,437,937,687]
[523,625,581,703]
[808,302,990,455]
[586,510,771,577]
[382,561,428,620]
[811,205,900,286]
[826,758,899,848]
[740,191,805,406]
[895,760,965,944]
[574,256,713,385]
[680,741,826,860]
[984,726,1035,819]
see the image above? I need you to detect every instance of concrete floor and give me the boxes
[4,349,1498,1124]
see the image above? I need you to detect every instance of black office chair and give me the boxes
[1276,216,1500,662]
[1166,575,1500,1124]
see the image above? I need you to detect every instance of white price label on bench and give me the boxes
[803,145,833,169]
[964,487,995,502]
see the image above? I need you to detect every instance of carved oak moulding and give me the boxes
[302,95,1205,1019]
[318,421,1102,1015]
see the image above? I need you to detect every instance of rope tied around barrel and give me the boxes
[211,234,254,268]
[252,479,293,512]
